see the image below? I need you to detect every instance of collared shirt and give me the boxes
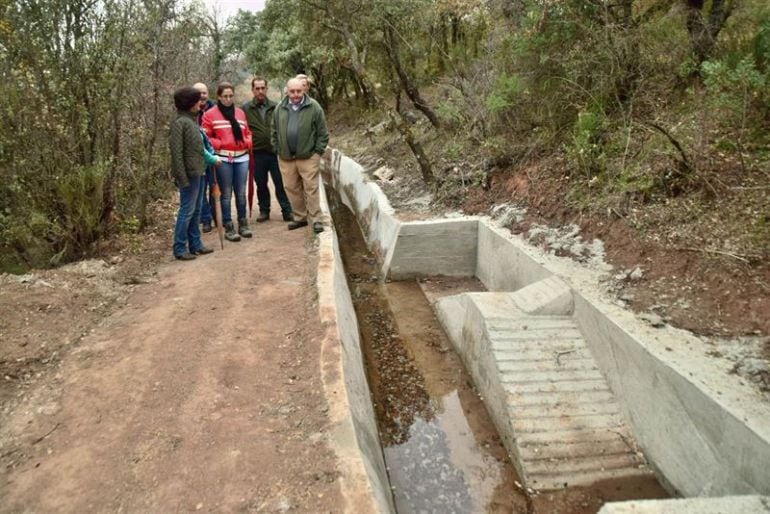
[290,95,305,112]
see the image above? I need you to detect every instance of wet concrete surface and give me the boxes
[329,191,669,513]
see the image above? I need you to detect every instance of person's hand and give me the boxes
[215,158,222,166]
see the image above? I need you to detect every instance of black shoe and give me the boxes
[287,220,308,230]
[202,222,212,233]
[256,212,270,223]
[192,246,214,255]
[282,212,294,222]
[175,253,196,261]
[313,222,324,234]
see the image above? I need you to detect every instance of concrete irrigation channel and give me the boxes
[314,149,770,513]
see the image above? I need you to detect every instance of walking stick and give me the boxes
[212,168,225,250]
[248,149,255,219]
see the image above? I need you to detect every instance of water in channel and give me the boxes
[329,190,669,513]
[330,191,523,513]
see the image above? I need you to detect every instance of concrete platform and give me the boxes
[598,495,770,513]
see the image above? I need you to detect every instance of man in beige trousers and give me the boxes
[271,78,329,234]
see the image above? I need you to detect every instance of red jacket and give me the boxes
[201,105,252,153]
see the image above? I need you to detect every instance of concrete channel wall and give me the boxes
[316,181,395,513]
[323,149,477,279]
[319,149,770,504]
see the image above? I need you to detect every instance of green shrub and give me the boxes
[569,108,607,176]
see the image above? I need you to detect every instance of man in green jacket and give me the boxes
[271,77,329,234]
[242,77,293,223]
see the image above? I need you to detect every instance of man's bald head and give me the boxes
[193,82,209,104]
[287,78,305,105]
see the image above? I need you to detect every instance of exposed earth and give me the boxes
[0,200,343,512]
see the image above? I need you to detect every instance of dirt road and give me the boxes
[0,210,344,512]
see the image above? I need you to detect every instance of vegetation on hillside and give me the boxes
[2,0,769,272]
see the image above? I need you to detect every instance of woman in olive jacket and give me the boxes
[169,86,220,260]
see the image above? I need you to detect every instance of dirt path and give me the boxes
[0,210,344,512]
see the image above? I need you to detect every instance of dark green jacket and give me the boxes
[271,96,329,160]
[169,111,205,187]
[242,98,277,153]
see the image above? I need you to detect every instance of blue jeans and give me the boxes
[200,166,215,225]
[173,175,204,256]
[253,150,292,215]
[216,160,249,223]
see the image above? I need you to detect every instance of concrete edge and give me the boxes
[315,181,395,514]
[597,495,770,513]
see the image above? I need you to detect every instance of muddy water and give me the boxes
[329,192,669,513]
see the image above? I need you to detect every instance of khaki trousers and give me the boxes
[278,154,321,223]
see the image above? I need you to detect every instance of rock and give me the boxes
[640,312,665,327]
[402,111,419,124]
[629,267,644,280]
[365,121,389,135]
[741,358,770,376]
[373,166,395,182]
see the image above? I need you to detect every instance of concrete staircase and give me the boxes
[435,277,653,490]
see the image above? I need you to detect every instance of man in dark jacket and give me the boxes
[242,77,293,223]
[271,78,329,234]
[193,82,216,233]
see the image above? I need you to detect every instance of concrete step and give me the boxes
[512,412,626,434]
[529,465,654,491]
[498,357,598,373]
[525,452,644,476]
[517,427,634,446]
[508,389,616,407]
[506,379,610,394]
[489,329,585,341]
[518,438,634,461]
[434,286,653,491]
[494,347,595,361]
[513,400,621,419]
[500,367,607,384]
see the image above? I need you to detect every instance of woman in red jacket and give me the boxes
[202,82,253,241]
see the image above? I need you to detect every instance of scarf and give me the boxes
[217,101,244,143]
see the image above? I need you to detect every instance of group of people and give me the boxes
[168,75,329,260]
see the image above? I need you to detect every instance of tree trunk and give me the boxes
[685,0,732,65]
[389,111,434,185]
[383,25,441,128]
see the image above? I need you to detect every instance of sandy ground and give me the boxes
[0,205,343,513]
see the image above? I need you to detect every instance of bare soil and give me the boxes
[0,199,343,512]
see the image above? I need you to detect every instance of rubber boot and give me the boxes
[224,222,241,242]
[238,218,253,238]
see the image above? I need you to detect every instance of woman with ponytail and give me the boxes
[202,82,253,241]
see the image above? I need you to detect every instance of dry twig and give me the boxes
[675,246,753,264]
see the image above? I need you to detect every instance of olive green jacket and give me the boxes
[243,98,277,153]
[271,96,329,160]
[169,111,205,188]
